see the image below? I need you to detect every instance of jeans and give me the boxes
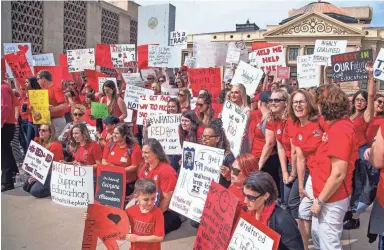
[20,119,38,151]
[22,173,51,198]
[1,124,18,187]
[168,155,181,173]
[283,163,301,219]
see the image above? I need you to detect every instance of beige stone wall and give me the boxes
[1,1,12,56]
[43,1,64,63]
[86,2,102,49]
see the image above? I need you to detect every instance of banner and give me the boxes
[194,41,229,67]
[67,48,95,72]
[91,102,109,119]
[22,141,53,185]
[3,43,33,78]
[98,77,118,94]
[3,51,33,87]
[122,72,144,86]
[33,53,55,66]
[50,162,94,208]
[226,45,241,64]
[221,101,249,157]
[124,85,154,110]
[169,142,224,222]
[95,164,126,210]
[331,49,373,83]
[297,55,321,88]
[110,44,136,68]
[313,40,347,65]
[148,45,182,68]
[231,61,264,96]
[29,89,50,124]
[228,211,280,250]
[147,114,182,155]
[276,66,290,79]
[194,182,239,250]
[251,45,286,72]
[170,30,188,48]
[188,68,221,102]
[137,95,170,125]
[184,56,197,68]
[373,48,384,81]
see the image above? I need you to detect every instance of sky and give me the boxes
[131,0,384,34]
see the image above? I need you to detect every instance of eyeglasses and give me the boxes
[201,134,218,140]
[73,113,84,117]
[196,103,204,107]
[230,167,241,176]
[242,190,263,202]
[176,81,182,84]
[376,100,384,105]
[292,100,306,106]
[355,98,366,103]
[39,129,48,133]
[268,98,286,104]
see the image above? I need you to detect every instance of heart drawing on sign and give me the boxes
[17,45,29,53]
[107,214,121,225]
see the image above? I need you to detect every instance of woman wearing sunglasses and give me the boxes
[177,87,191,113]
[23,124,64,198]
[243,171,304,250]
[196,92,214,126]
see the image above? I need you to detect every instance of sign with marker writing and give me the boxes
[373,48,384,81]
[251,45,286,72]
[170,142,224,222]
[224,68,234,83]
[147,114,182,155]
[226,45,241,64]
[33,53,55,66]
[91,102,109,119]
[297,55,321,88]
[4,51,33,88]
[29,89,50,124]
[276,66,290,79]
[98,77,118,94]
[148,45,182,68]
[124,85,154,110]
[3,43,34,78]
[67,48,95,72]
[137,95,171,125]
[313,40,347,65]
[110,44,136,68]
[22,141,53,185]
[161,87,179,96]
[170,30,188,48]
[331,49,373,83]
[86,125,98,141]
[194,41,229,67]
[188,68,221,103]
[221,101,249,157]
[231,61,264,96]
[122,73,144,87]
[184,56,197,68]
[50,162,94,208]
[140,68,157,82]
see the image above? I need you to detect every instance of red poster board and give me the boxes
[82,203,130,250]
[276,66,290,79]
[84,69,108,92]
[34,66,63,87]
[188,68,222,102]
[137,45,149,70]
[59,54,74,81]
[252,42,280,51]
[194,182,239,250]
[95,44,114,69]
[4,51,33,88]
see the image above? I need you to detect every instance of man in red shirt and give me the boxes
[37,70,67,137]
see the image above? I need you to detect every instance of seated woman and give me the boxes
[137,138,181,234]
[23,124,64,198]
[243,171,304,250]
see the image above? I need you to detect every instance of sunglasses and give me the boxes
[268,98,286,104]
[201,134,218,140]
[178,93,185,97]
[39,129,48,133]
[73,113,84,117]
[231,167,241,176]
[242,190,263,202]
[196,103,204,107]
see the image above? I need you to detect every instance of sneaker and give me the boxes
[343,210,352,222]
[343,218,360,230]
[1,184,15,192]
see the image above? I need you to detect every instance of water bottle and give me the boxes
[15,173,21,185]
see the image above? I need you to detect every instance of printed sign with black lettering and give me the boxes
[313,40,347,66]
[170,30,188,48]
[373,48,384,81]
[231,61,264,96]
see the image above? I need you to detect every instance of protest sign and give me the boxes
[98,77,118,94]
[140,68,157,82]
[50,162,94,208]
[170,142,224,222]
[34,66,62,87]
[188,68,222,102]
[33,53,55,66]
[137,44,150,70]
[86,125,98,141]
[148,45,182,68]
[276,66,290,79]
[82,203,130,250]
[194,41,229,67]
[137,95,170,125]
[228,211,280,250]
[122,73,144,86]
[226,45,241,64]
[332,49,373,83]
[124,85,154,110]
[84,69,108,92]
[95,164,126,209]
[161,87,179,96]
[110,44,136,68]
[252,45,286,72]
[59,53,74,81]
[29,89,50,124]
[124,109,133,123]
[91,102,109,119]
[373,48,384,81]
[297,55,321,88]
[224,68,234,83]
[95,44,114,68]
[66,48,95,72]
[22,141,53,185]
[233,41,249,63]
[3,43,34,78]
[3,51,33,87]
[221,101,249,157]
[147,114,182,155]
[170,30,188,48]
[194,182,239,250]
[184,56,197,68]
[313,40,347,65]
[231,61,264,96]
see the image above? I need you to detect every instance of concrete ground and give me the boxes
[1,187,380,250]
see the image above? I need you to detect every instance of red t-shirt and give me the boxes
[83,106,96,127]
[47,141,64,162]
[102,143,142,183]
[275,119,292,162]
[313,118,357,203]
[73,141,102,165]
[351,114,368,147]
[228,184,246,211]
[377,123,384,207]
[366,116,384,147]
[48,84,66,118]
[318,115,329,133]
[100,96,123,118]
[181,125,205,145]
[126,205,164,250]
[249,110,273,158]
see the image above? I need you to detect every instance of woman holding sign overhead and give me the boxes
[100,80,127,122]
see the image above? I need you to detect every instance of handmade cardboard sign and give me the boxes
[33,53,55,66]
[3,43,34,78]
[251,45,286,72]
[86,125,98,141]
[59,53,75,81]
[224,68,234,83]
[147,114,182,155]
[231,61,264,96]
[91,102,109,119]
[297,55,321,88]
[110,44,136,68]
[98,77,118,94]
[50,162,94,208]
[4,51,33,87]
[170,30,188,48]
[148,45,182,68]
[28,89,50,124]
[95,164,126,210]
[124,85,154,110]
[95,44,114,69]
[221,101,249,157]
[194,181,239,250]
[276,66,290,79]
[226,45,241,64]
[170,142,224,222]
[161,87,179,96]
[82,203,130,250]
[184,56,197,68]
[313,40,347,66]
[332,49,373,83]
[188,68,222,103]
[67,48,95,72]
[122,73,144,86]
[22,141,53,185]
[228,211,280,250]
[140,68,157,82]
[194,41,229,67]
[373,48,384,81]
[137,95,170,125]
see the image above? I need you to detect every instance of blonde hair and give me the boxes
[37,124,58,148]
[270,89,289,122]
[71,104,86,114]
[231,84,248,109]
[179,87,191,108]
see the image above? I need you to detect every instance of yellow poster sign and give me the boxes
[28,90,51,124]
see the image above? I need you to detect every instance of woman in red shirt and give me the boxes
[102,123,142,196]
[196,92,214,125]
[179,110,204,146]
[23,124,64,198]
[82,92,97,127]
[366,94,384,147]
[100,80,127,122]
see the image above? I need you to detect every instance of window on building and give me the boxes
[288,48,299,61]
[306,47,314,55]
[182,52,189,64]
[360,79,368,90]
[380,80,384,90]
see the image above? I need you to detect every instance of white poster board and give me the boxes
[86,125,97,141]
[224,68,234,83]
[122,73,144,86]
[169,142,224,222]
[373,48,384,81]
[226,45,241,64]
[110,44,136,68]
[170,30,188,48]
[194,41,229,67]
[3,43,34,78]
[313,40,347,66]
[137,95,170,125]
[22,141,53,185]
[148,45,182,68]
[33,53,55,66]
[141,68,157,81]
[50,162,94,208]
[221,101,249,157]
[147,114,182,155]
[297,55,321,88]
[161,87,179,96]
[98,77,118,94]
[124,85,154,110]
[252,45,286,72]
[67,48,95,72]
[184,56,197,68]
[231,61,264,96]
